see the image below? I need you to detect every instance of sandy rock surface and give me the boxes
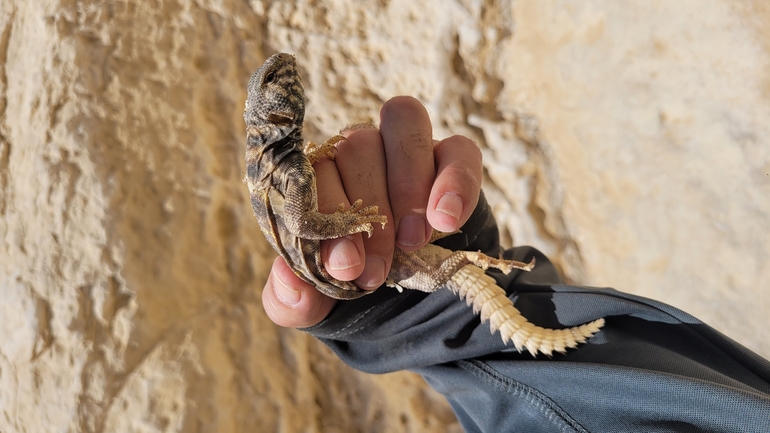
[0,1,767,432]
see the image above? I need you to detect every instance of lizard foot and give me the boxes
[305,135,346,164]
[463,251,536,273]
[335,199,388,238]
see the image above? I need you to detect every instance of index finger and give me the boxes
[379,96,435,251]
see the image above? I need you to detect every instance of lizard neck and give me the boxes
[246,130,304,189]
[246,121,301,148]
[268,134,303,165]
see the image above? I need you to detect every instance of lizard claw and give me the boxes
[305,135,345,164]
[493,256,536,274]
[462,251,536,274]
[348,199,363,213]
[334,199,388,238]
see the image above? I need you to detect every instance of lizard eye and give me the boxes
[264,71,277,85]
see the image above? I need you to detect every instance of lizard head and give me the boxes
[244,52,305,129]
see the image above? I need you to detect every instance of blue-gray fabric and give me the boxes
[303,194,770,432]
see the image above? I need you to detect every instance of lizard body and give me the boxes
[244,53,604,356]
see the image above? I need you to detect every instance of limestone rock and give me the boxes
[0,1,767,431]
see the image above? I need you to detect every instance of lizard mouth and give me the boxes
[268,111,295,125]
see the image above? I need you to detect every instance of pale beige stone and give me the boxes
[0,0,767,431]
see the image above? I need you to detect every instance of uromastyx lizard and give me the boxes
[244,53,604,356]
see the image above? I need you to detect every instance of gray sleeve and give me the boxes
[302,194,770,433]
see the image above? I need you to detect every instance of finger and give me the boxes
[379,96,435,251]
[314,157,367,281]
[336,126,395,289]
[427,135,483,232]
[262,256,337,328]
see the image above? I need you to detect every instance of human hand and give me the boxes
[262,96,483,328]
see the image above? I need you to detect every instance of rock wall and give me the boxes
[0,0,767,432]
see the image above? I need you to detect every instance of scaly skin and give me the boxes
[448,265,605,357]
[244,53,604,354]
[244,53,387,299]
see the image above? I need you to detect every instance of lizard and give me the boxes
[243,52,605,356]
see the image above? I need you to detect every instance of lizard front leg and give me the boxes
[278,193,387,241]
[279,160,387,241]
[304,135,346,164]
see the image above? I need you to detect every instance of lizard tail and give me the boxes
[447,265,605,357]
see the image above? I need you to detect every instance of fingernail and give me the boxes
[397,215,427,247]
[328,237,362,271]
[436,192,463,223]
[273,274,301,306]
[356,257,386,289]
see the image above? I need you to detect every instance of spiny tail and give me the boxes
[447,265,605,357]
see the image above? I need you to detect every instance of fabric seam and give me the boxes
[457,359,589,433]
